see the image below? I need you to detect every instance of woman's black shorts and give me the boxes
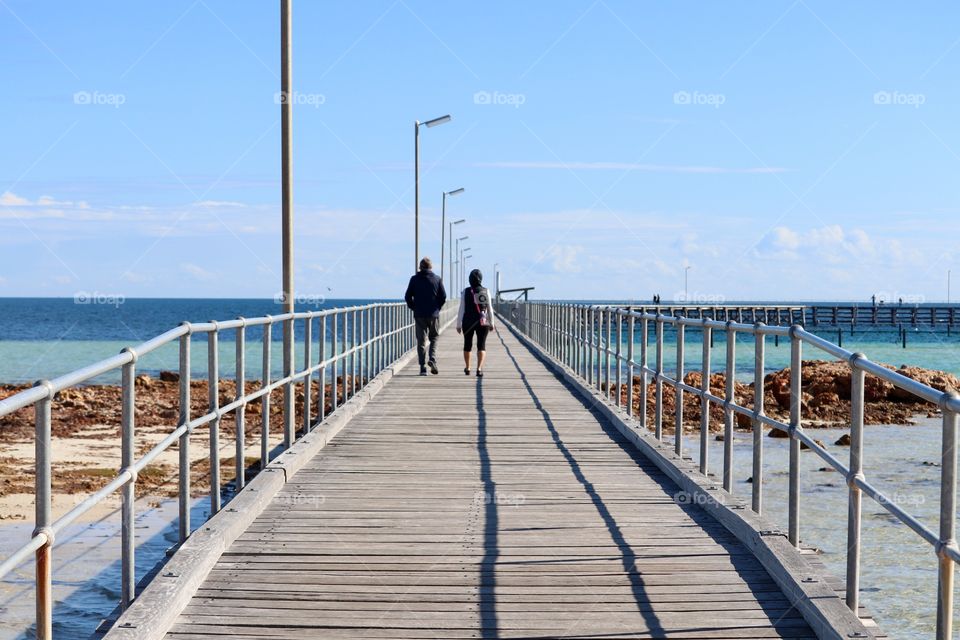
[463,326,489,352]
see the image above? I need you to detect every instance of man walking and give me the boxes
[405,257,447,376]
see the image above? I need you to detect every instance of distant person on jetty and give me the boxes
[457,269,496,378]
[405,257,446,376]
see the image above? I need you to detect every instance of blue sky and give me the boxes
[1,1,959,302]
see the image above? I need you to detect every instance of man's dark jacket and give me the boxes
[405,270,447,318]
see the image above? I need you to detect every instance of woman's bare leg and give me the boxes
[463,351,471,369]
[477,350,487,371]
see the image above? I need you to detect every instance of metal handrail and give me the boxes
[0,300,458,639]
[498,300,960,640]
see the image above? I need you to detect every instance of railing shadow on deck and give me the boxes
[496,329,806,636]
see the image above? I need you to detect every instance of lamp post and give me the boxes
[455,236,468,294]
[441,189,464,283]
[449,220,465,294]
[493,262,499,299]
[414,114,452,273]
[463,254,473,287]
[684,266,691,302]
[280,0,295,448]
[460,247,471,290]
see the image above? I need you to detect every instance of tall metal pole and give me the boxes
[414,121,420,274]
[449,222,454,295]
[440,191,446,281]
[280,0,295,447]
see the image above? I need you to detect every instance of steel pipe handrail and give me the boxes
[497,300,960,639]
[0,300,457,639]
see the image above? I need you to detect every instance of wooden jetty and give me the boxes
[104,320,880,639]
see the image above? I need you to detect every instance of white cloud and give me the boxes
[541,245,584,273]
[475,161,787,174]
[0,191,29,206]
[180,263,217,281]
[753,224,919,265]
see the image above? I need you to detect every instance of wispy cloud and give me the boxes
[474,161,787,174]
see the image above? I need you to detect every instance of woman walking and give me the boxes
[457,269,496,377]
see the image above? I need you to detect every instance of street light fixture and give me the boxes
[460,247,471,291]
[414,114,452,273]
[684,266,691,301]
[441,189,465,283]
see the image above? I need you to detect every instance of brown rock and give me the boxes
[767,427,789,438]
[835,433,851,446]
[735,412,752,429]
[135,374,155,388]
[810,391,840,408]
[159,370,180,383]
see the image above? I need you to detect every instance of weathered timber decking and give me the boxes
[164,325,817,639]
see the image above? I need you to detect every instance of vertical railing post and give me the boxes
[120,349,137,609]
[845,355,865,612]
[752,324,765,514]
[655,315,664,441]
[319,315,327,422]
[332,312,340,412]
[586,309,594,386]
[342,311,350,403]
[615,311,622,407]
[283,315,294,449]
[788,328,802,547]
[627,313,635,417]
[351,309,358,396]
[605,309,612,398]
[700,324,711,475]
[303,315,312,433]
[675,322,685,457]
[640,317,648,430]
[177,327,191,542]
[724,323,736,493]
[937,392,959,640]
[34,381,53,639]
[235,320,246,492]
[596,309,603,392]
[366,306,373,383]
[208,325,221,515]
[260,321,272,469]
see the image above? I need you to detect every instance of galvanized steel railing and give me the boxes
[0,300,456,639]
[499,301,960,640]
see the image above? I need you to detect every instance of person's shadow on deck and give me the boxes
[485,330,800,639]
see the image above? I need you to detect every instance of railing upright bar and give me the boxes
[752,324,765,514]
[627,314,635,418]
[366,306,372,383]
[235,322,246,491]
[177,329,191,542]
[303,316,312,433]
[723,323,736,492]
[845,360,865,612]
[615,311,623,408]
[260,322,272,470]
[675,323,685,457]
[319,315,327,423]
[640,317,648,430]
[34,382,53,640]
[655,315,664,441]
[596,309,603,392]
[700,326,711,475]
[332,313,340,413]
[788,331,802,547]
[120,352,136,609]
[937,393,959,640]
[586,309,593,386]
[282,316,294,449]
[605,309,612,399]
[208,327,221,515]
[351,309,358,396]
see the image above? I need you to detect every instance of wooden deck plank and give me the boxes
[164,326,818,639]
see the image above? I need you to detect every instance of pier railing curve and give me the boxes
[497,300,960,640]
[0,300,456,639]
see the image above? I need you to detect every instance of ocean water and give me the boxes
[1,298,959,638]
